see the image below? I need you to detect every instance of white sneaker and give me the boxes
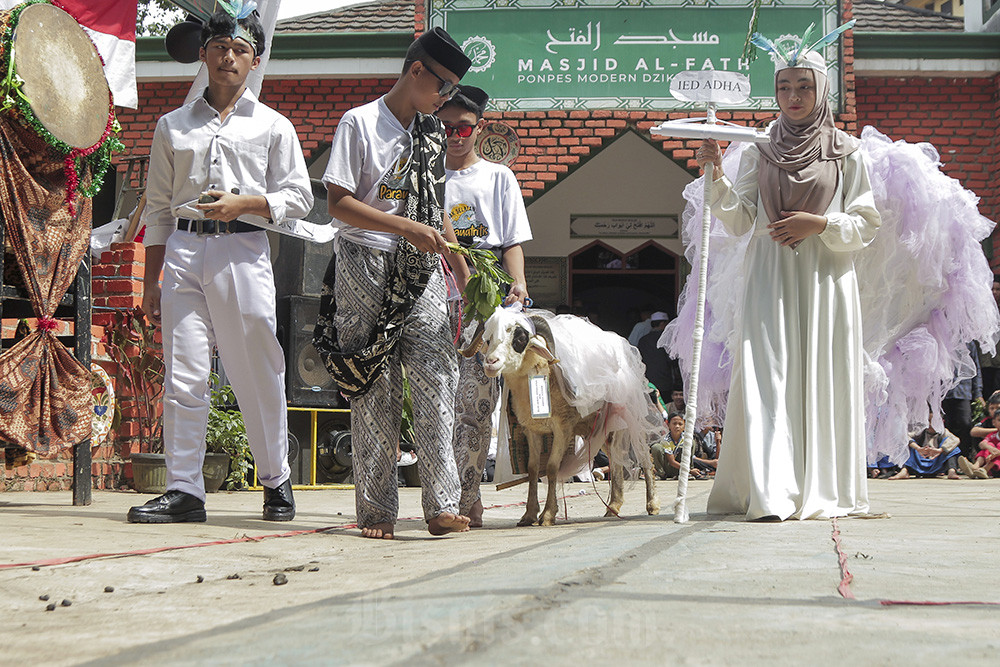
[397,451,417,467]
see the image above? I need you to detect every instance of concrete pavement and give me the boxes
[1,478,999,665]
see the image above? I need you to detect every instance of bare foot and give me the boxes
[428,512,471,535]
[947,469,960,479]
[887,468,910,480]
[360,522,394,539]
[467,499,484,528]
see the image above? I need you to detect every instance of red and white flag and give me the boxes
[0,0,138,108]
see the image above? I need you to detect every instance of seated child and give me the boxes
[959,410,1000,479]
[969,390,1000,440]
[888,421,961,480]
[650,412,715,480]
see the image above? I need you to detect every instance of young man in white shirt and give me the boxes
[129,9,312,523]
[314,28,473,539]
[436,85,532,527]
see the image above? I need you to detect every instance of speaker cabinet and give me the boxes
[277,295,343,408]
[287,409,352,484]
[272,180,335,298]
[273,235,336,298]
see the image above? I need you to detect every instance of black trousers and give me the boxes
[942,397,976,459]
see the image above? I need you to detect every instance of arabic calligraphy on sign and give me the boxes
[545,22,720,54]
[570,215,679,238]
[614,29,720,47]
[475,121,521,166]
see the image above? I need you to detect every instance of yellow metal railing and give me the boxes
[251,406,354,490]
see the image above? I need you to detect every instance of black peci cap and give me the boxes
[417,27,472,78]
[457,85,489,109]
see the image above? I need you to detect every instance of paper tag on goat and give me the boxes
[529,374,551,418]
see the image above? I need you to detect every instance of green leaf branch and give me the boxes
[447,243,514,324]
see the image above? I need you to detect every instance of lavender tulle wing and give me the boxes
[660,127,1000,465]
[658,142,752,425]
[857,126,999,464]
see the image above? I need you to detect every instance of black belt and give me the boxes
[177,218,259,235]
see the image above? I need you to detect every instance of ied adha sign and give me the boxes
[429,0,842,111]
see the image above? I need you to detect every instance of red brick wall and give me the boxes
[114,78,398,174]
[856,74,1000,264]
[91,243,156,490]
[2,243,146,492]
[991,72,1000,254]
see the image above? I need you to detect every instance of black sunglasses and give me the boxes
[423,63,460,99]
[443,123,475,138]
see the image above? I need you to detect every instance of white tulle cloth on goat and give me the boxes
[661,126,999,520]
[493,310,666,486]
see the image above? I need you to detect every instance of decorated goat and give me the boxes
[461,307,665,526]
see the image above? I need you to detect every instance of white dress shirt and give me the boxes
[142,88,312,247]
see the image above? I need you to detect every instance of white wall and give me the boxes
[523,130,693,260]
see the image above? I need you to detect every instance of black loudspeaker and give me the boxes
[277,295,343,408]
[273,235,335,298]
[273,180,335,298]
[287,409,352,484]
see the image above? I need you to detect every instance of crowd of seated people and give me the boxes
[875,390,1000,481]
[574,307,1000,484]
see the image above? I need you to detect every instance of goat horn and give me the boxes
[458,320,487,358]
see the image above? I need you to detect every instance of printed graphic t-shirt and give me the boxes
[322,96,413,252]
[444,159,532,250]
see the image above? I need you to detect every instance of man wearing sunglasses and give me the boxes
[437,86,533,528]
[315,28,473,540]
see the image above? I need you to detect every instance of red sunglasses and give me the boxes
[443,123,476,138]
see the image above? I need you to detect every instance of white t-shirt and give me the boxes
[322,96,413,252]
[444,159,532,250]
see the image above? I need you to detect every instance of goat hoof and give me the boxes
[517,515,537,527]
[647,502,660,516]
[539,513,556,526]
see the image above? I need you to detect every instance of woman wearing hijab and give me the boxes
[694,32,881,521]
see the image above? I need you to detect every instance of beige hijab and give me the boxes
[757,51,859,224]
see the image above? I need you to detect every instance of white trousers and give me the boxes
[160,230,290,501]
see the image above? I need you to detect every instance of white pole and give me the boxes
[183,0,282,105]
[674,103,716,524]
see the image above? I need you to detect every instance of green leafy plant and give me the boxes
[447,243,513,324]
[136,0,185,36]
[206,372,252,491]
[400,370,415,446]
[972,398,987,424]
[106,307,164,453]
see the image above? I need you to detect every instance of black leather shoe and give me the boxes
[127,490,206,523]
[263,479,295,521]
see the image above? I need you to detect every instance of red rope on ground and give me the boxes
[880,600,1000,607]
[1,493,590,571]
[0,522,359,570]
[830,517,855,600]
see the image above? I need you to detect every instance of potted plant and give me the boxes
[205,373,252,491]
[398,371,420,487]
[106,307,165,493]
[106,308,250,493]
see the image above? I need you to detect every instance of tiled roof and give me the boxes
[276,0,415,33]
[853,1,965,32]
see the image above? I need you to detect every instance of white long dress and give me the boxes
[705,145,881,520]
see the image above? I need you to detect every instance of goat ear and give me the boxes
[527,335,556,361]
[511,325,529,353]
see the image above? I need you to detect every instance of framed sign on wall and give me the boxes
[429,0,842,112]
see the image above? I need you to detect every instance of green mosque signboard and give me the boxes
[429,0,841,111]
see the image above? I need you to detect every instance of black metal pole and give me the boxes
[72,255,92,506]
